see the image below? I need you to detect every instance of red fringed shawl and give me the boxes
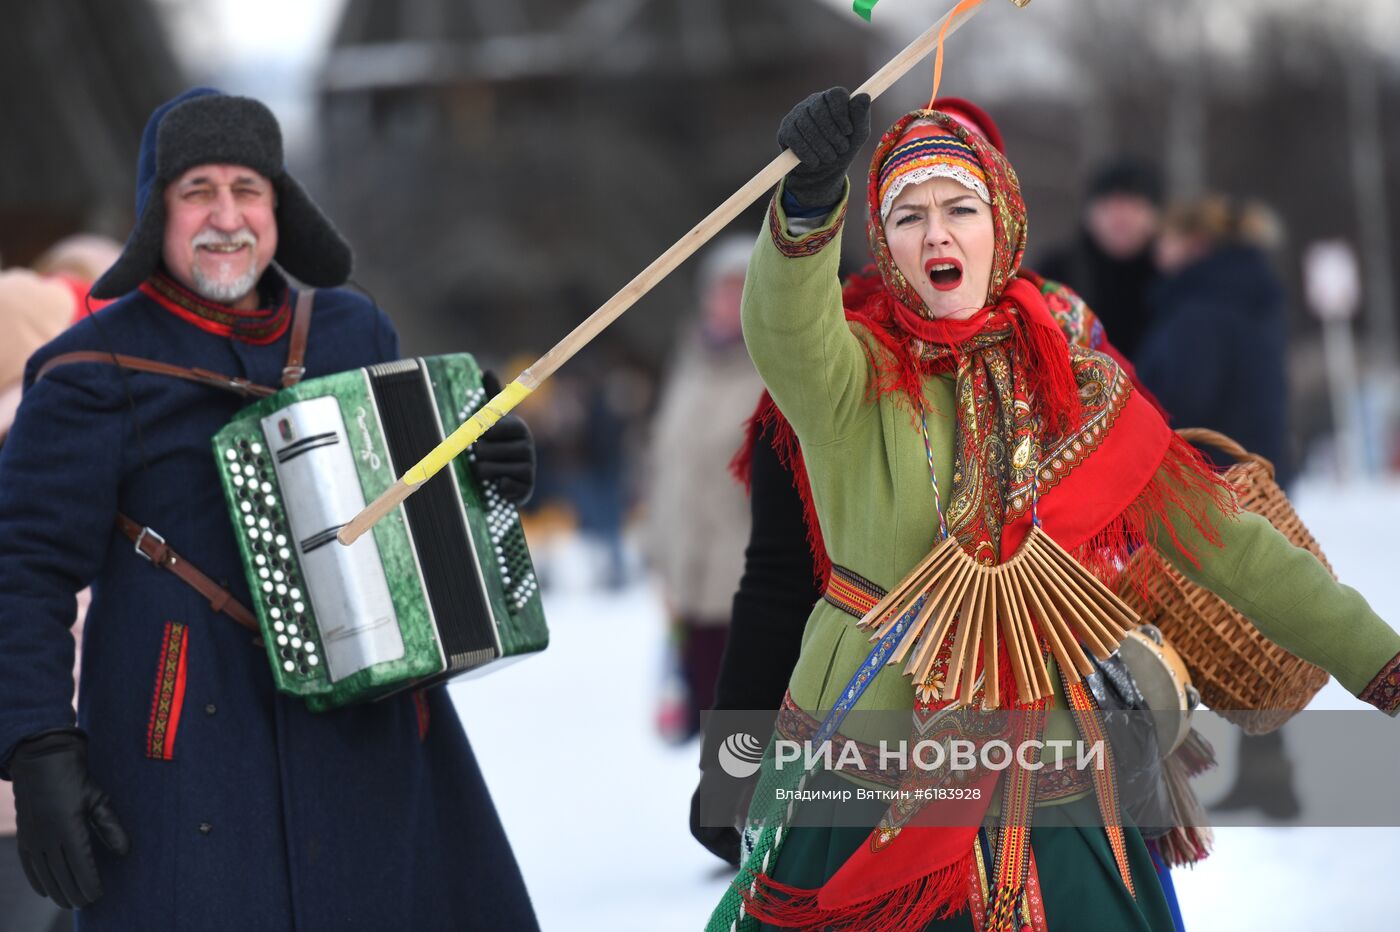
[729,268,1178,593]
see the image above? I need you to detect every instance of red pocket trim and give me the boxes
[414,690,430,742]
[146,622,190,760]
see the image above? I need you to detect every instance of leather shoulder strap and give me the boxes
[34,352,277,399]
[115,513,260,633]
[282,289,314,388]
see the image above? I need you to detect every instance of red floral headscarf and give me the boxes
[843,110,1084,572]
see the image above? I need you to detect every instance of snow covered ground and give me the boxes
[452,478,1400,931]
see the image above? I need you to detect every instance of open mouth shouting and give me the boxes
[924,257,964,292]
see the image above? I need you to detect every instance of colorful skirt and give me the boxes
[750,778,1176,932]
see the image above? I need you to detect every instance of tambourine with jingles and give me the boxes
[1117,624,1199,755]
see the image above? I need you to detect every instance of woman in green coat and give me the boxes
[706,87,1400,932]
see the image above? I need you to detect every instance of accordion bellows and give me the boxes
[213,354,548,710]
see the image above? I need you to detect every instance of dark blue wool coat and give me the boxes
[1136,244,1294,489]
[0,284,538,931]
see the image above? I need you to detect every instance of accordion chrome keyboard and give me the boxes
[223,440,326,680]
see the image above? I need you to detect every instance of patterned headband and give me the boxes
[877,122,991,222]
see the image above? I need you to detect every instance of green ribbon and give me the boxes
[853,0,879,21]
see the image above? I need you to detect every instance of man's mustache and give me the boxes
[191,229,257,249]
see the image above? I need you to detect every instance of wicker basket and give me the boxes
[1117,428,1331,734]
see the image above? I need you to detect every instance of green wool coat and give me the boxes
[742,189,1400,732]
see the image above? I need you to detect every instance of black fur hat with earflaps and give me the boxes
[92,87,352,299]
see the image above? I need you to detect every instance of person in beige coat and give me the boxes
[645,237,766,740]
[0,266,87,932]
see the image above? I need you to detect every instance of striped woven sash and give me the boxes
[823,564,885,618]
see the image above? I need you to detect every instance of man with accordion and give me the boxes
[0,89,540,930]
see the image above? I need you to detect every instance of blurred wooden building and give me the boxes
[0,0,182,267]
[317,0,878,362]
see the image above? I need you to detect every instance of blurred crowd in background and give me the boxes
[3,2,1399,922]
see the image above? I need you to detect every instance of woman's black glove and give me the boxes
[472,371,537,506]
[777,86,872,210]
[1086,655,1173,839]
[10,729,130,909]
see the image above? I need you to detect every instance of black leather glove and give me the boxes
[472,371,537,506]
[689,765,756,867]
[777,86,872,210]
[10,729,130,909]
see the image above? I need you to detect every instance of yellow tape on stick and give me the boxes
[404,379,534,485]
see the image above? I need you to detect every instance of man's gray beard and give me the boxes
[190,264,261,304]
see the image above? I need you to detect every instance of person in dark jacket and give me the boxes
[1037,157,1164,360]
[689,417,818,866]
[1138,194,1301,819]
[0,88,539,931]
[1138,194,1294,487]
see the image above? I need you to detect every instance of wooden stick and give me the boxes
[904,552,978,682]
[1034,552,1124,660]
[866,536,959,633]
[1003,562,1053,699]
[981,567,1000,708]
[885,543,967,653]
[887,581,943,663]
[1011,561,1089,679]
[1027,531,1136,651]
[1022,544,1113,660]
[338,0,1024,546]
[993,571,1034,702]
[960,568,988,706]
[1033,528,1140,630]
[943,567,984,700]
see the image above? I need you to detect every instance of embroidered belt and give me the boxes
[774,694,1094,802]
[823,563,885,618]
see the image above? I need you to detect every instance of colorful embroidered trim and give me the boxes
[822,564,884,617]
[983,708,1044,931]
[1062,671,1136,899]
[969,838,989,931]
[768,193,846,259]
[146,622,189,761]
[877,126,991,220]
[1021,848,1048,932]
[1359,651,1400,715]
[414,691,431,741]
[821,594,927,742]
[970,835,1048,932]
[719,595,933,929]
[140,272,291,345]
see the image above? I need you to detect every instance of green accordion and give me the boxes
[212,354,548,711]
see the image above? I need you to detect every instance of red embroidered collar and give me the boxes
[140,271,290,345]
